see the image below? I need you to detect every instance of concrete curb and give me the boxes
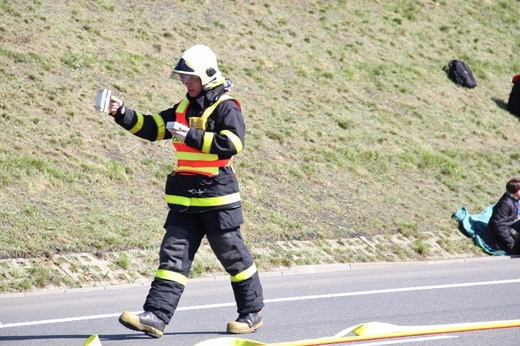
[0,255,510,299]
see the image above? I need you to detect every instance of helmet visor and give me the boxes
[179,74,200,84]
[169,69,199,80]
[170,57,198,80]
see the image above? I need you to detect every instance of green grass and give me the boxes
[1,0,520,292]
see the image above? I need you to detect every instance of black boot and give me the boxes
[119,311,166,338]
[226,311,263,334]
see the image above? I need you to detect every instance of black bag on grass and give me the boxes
[508,74,520,117]
[446,59,477,88]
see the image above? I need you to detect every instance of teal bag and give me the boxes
[452,205,506,256]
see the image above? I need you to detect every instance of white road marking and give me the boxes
[1,278,519,329]
[264,278,520,303]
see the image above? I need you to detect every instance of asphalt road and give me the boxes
[1,257,520,345]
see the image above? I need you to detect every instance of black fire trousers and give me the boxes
[143,209,264,324]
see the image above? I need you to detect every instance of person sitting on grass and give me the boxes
[485,178,520,255]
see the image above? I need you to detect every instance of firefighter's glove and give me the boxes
[169,122,190,142]
[109,96,125,116]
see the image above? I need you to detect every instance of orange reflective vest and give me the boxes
[173,95,239,176]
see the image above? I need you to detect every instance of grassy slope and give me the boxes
[1,0,520,290]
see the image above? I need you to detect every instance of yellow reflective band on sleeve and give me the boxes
[220,129,243,153]
[152,114,166,140]
[155,269,188,286]
[165,192,241,207]
[202,132,215,153]
[130,112,145,134]
[230,263,257,283]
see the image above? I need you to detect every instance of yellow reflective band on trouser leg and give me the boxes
[230,263,257,283]
[155,269,188,287]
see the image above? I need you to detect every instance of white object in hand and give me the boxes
[95,89,112,113]
[166,122,183,131]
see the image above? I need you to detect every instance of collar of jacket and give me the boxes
[505,192,519,201]
[185,85,229,111]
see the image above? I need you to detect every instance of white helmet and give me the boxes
[170,44,225,89]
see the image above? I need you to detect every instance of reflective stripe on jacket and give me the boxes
[173,95,237,176]
[165,95,243,212]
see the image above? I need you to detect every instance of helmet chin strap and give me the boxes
[203,79,233,103]
[203,78,226,92]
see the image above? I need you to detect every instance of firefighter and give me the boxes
[108,44,264,338]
